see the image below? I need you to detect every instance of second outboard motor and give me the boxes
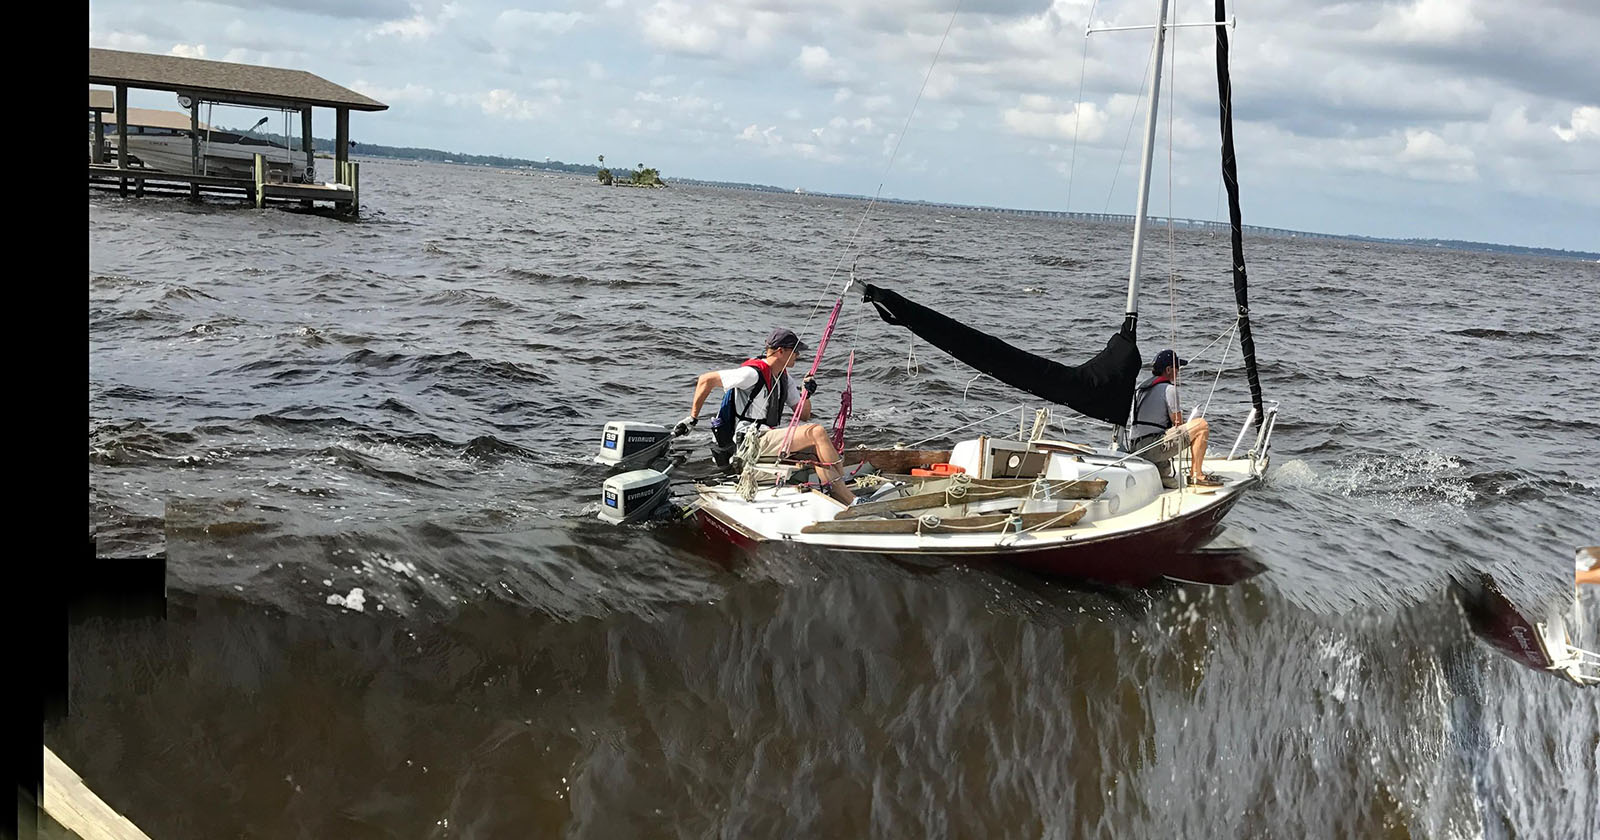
[597,469,674,525]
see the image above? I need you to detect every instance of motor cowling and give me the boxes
[598,469,673,525]
[595,421,672,471]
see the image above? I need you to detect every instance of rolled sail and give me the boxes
[861,283,1141,426]
[1215,0,1265,421]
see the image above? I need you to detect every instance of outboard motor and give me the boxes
[598,469,674,525]
[595,421,673,471]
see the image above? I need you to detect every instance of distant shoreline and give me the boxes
[269,130,1595,261]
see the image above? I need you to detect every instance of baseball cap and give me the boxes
[1151,349,1188,373]
[766,327,807,353]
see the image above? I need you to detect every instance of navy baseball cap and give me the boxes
[1151,349,1188,373]
[766,328,807,352]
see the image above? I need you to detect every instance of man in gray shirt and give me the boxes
[1128,349,1220,487]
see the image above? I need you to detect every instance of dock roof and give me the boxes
[88,48,388,112]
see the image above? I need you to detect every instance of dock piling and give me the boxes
[115,86,127,197]
[253,154,265,208]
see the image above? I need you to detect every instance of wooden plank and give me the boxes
[836,478,1105,520]
[802,505,1085,535]
[43,746,153,840]
[839,448,951,475]
[88,166,252,188]
[262,182,353,200]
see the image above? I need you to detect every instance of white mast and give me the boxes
[1122,0,1172,327]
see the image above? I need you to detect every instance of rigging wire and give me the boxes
[1166,0,1180,409]
[1165,2,1184,512]
[1103,31,1158,213]
[1064,0,1101,212]
[776,0,966,460]
[905,405,1026,449]
[801,0,967,336]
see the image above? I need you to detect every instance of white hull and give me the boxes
[105,135,308,181]
[694,437,1267,585]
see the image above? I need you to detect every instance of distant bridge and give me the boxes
[905,201,1338,239]
[679,180,1335,240]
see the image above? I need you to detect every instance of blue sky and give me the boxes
[91,1,1599,251]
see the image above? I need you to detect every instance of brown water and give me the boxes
[79,160,1600,838]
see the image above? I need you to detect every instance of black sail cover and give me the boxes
[860,283,1141,426]
[1216,0,1265,421]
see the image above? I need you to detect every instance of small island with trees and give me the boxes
[595,155,666,188]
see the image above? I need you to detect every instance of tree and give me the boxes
[595,153,613,185]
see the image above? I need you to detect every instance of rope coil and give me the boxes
[944,473,971,502]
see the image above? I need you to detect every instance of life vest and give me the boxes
[1129,375,1174,439]
[711,358,789,450]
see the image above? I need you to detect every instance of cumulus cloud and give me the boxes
[797,44,853,84]
[1003,96,1108,143]
[1553,105,1600,143]
[641,1,721,55]
[477,88,551,120]
[205,0,411,20]
[1372,0,1487,45]
[169,43,207,59]
[736,124,782,146]
[635,90,718,115]
[372,2,459,41]
[1398,128,1477,180]
[351,79,437,105]
[91,30,155,51]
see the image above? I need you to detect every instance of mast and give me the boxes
[1214,0,1265,420]
[1120,0,1171,339]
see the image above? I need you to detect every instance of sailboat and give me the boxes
[603,0,1280,586]
[1453,549,1600,687]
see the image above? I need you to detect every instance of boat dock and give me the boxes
[88,49,387,216]
[41,746,152,840]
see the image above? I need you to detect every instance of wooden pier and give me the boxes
[88,49,385,216]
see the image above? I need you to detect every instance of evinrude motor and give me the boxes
[597,468,674,525]
[595,421,673,472]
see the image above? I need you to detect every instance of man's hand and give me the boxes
[803,375,818,396]
[672,415,697,436]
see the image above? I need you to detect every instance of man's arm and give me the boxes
[688,370,720,419]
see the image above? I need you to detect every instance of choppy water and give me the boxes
[79,160,1600,838]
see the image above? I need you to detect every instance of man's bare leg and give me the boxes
[1185,418,1211,479]
[761,425,856,504]
[800,424,855,503]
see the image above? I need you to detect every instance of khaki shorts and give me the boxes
[751,425,822,459]
[1133,424,1192,466]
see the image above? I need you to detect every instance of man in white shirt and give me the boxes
[676,328,855,503]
